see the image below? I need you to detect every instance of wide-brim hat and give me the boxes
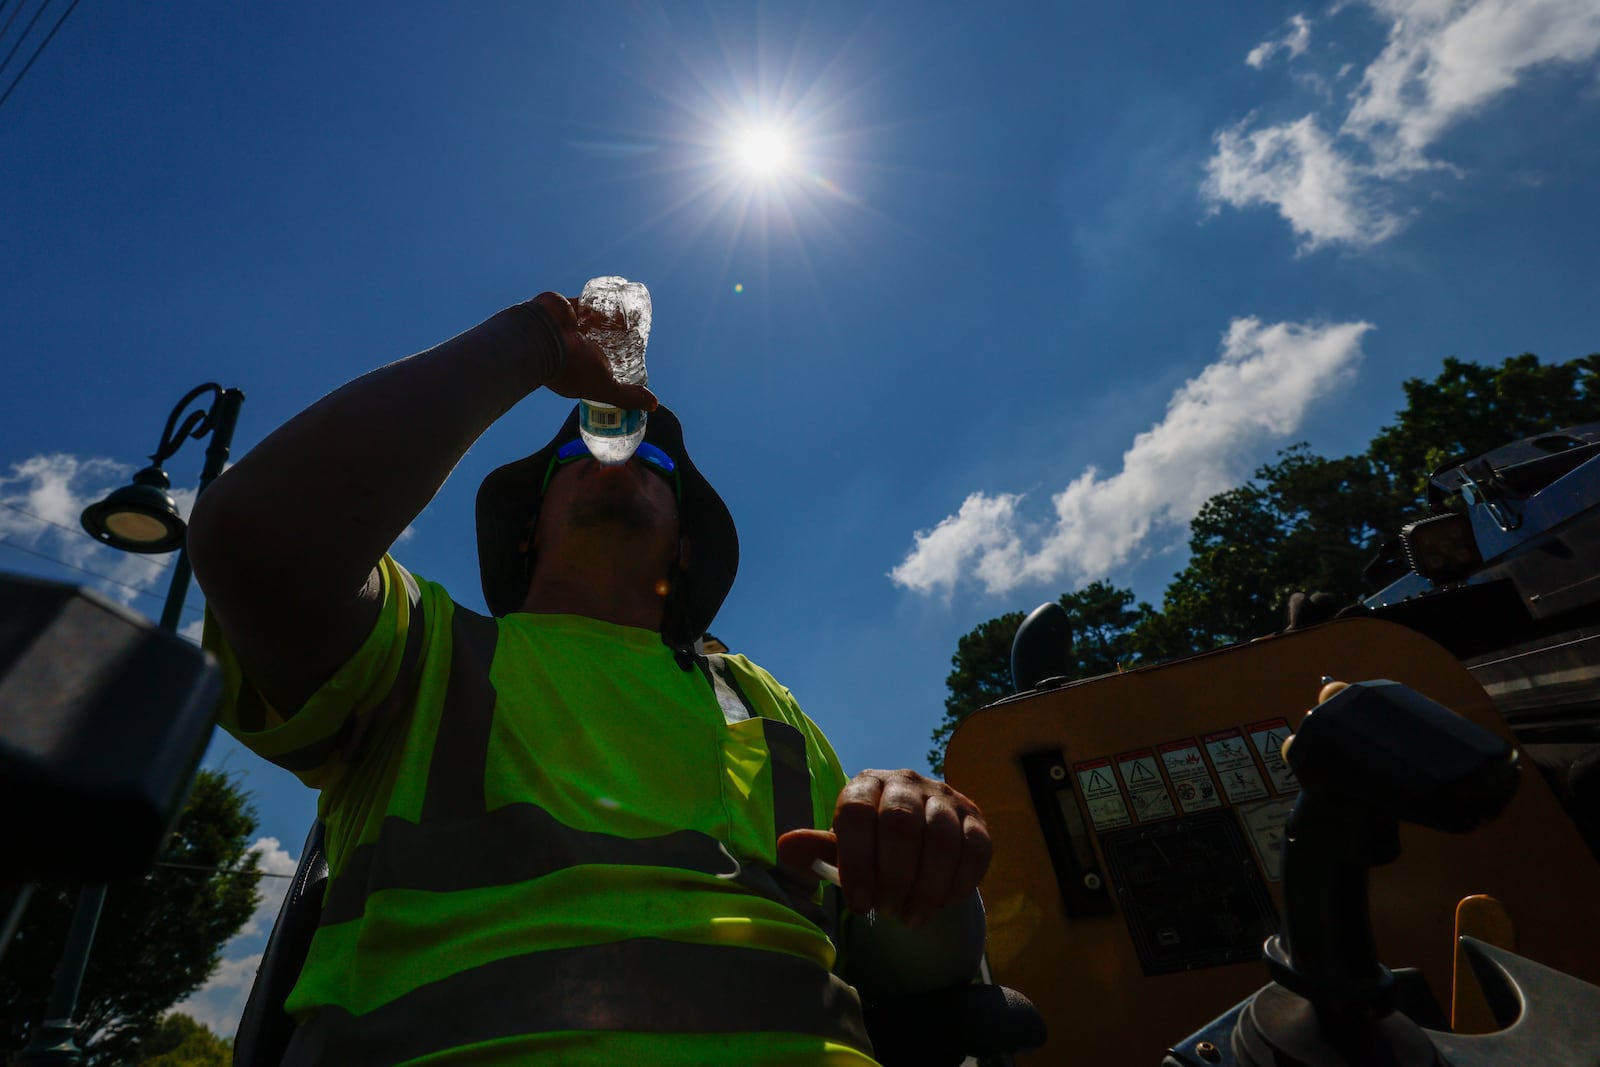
[475,404,738,641]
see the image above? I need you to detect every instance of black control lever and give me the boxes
[1159,678,1600,1067]
[1265,680,1519,1015]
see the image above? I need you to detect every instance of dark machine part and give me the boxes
[1267,681,1519,1013]
[1099,811,1279,976]
[1364,423,1600,660]
[1020,749,1115,917]
[1165,939,1600,1067]
[1011,601,1075,693]
[1159,680,1600,1066]
[0,573,221,882]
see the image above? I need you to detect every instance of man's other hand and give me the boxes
[777,769,991,927]
[530,292,658,413]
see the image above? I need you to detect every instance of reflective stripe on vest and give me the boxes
[321,614,826,922]
[282,937,871,1064]
[319,802,808,927]
[701,652,814,837]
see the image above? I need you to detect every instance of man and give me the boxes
[189,290,991,1065]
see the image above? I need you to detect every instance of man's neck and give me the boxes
[519,563,667,631]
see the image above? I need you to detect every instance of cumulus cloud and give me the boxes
[175,836,300,1038]
[175,952,262,1037]
[1247,14,1313,69]
[887,493,1022,599]
[1204,115,1406,251]
[1206,0,1600,250]
[891,317,1373,596]
[237,835,300,937]
[0,453,195,608]
[1347,0,1600,174]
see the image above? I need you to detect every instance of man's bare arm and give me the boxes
[187,294,655,714]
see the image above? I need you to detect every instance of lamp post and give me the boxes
[18,384,244,1066]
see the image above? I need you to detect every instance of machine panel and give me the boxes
[944,618,1600,1064]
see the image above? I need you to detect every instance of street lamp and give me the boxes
[19,383,244,1066]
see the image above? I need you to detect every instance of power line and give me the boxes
[0,0,29,55]
[0,0,53,88]
[0,0,82,116]
[0,534,205,621]
[153,862,294,881]
[0,499,177,575]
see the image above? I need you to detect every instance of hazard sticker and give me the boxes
[1237,795,1297,881]
[1202,729,1269,803]
[1074,757,1132,830]
[1157,739,1222,813]
[1247,718,1300,794]
[1116,749,1175,822]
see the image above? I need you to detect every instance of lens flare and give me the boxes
[736,125,792,175]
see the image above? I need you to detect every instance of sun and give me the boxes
[734,125,793,176]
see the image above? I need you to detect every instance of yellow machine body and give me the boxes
[944,618,1600,1065]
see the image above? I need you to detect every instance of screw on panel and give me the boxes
[1049,765,1067,780]
[1083,873,1102,890]
[1195,1040,1222,1063]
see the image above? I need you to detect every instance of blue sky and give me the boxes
[4,0,1599,1035]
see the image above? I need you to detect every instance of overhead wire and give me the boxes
[0,0,55,90]
[0,535,205,623]
[153,861,294,880]
[0,499,178,575]
[0,0,29,55]
[0,0,82,116]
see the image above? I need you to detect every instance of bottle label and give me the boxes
[579,401,643,438]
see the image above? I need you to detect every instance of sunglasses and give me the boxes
[542,439,681,500]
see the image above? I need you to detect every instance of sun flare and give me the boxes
[735,125,792,175]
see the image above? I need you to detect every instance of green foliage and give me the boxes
[928,582,1150,774]
[2,771,262,1066]
[929,611,1024,775]
[1370,354,1600,503]
[1131,447,1413,658]
[131,1013,231,1067]
[932,350,1600,769]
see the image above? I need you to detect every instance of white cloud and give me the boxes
[238,835,300,937]
[1206,0,1600,249]
[1247,14,1313,69]
[0,453,191,607]
[175,835,300,1039]
[889,492,1022,597]
[1346,0,1600,174]
[1204,115,1405,251]
[891,317,1373,597]
[175,952,262,1038]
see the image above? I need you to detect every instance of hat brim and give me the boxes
[475,404,738,639]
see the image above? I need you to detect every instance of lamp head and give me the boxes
[81,466,187,553]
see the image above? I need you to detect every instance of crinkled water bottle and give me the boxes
[577,276,651,465]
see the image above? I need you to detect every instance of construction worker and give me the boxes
[188,291,991,1065]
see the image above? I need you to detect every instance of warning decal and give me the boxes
[1237,795,1297,881]
[1074,757,1132,831]
[1116,749,1175,822]
[1247,718,1300,794]
[1202,729,1269,803]
[1157,739,1222,813]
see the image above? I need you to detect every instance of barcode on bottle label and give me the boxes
[590,408,622,429]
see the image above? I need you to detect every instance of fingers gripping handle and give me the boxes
[1267,680,1520,1011]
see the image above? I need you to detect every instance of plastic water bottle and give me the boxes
[577,276,651,465]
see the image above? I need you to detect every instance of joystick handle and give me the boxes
[1267,680,1519,1013]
